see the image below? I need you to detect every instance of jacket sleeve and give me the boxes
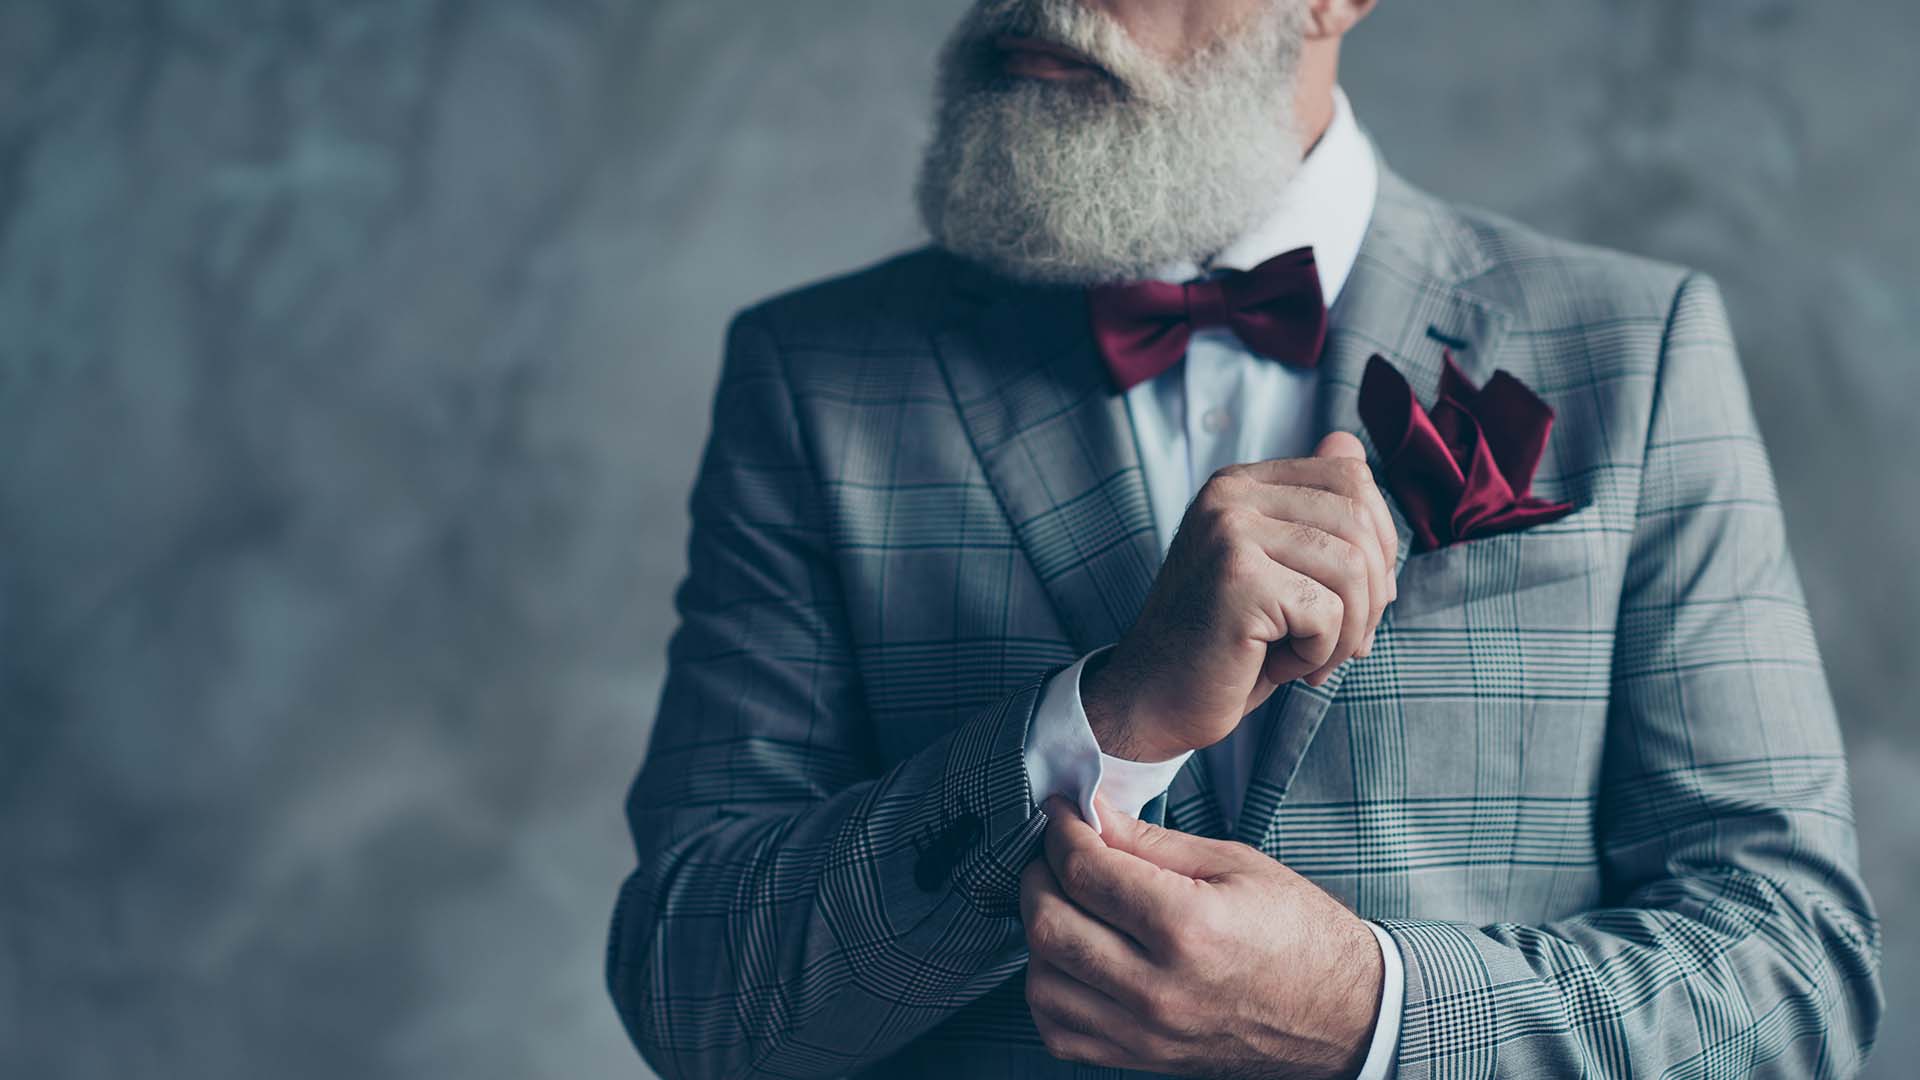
[606,311,1048,1080]
[1378,274,1884,1078]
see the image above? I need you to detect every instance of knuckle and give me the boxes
[1227,840,1262,862]
[1057,850,1098,895]
[1212,505,1257,542]
[1294,576,1329,611]
[1138,985,1198,1041]
[1150,921,1186,963]
[1340,495,1371,536]
[1030,910,1086,965]
[1219,545,1265,589]
[1138,1029,1183,1059]
[1055,931,1096,973]
[1027,905,1064,955]
[1335,540,1367,578]
[1199,471,1247,508]
[1141,907,1182,952]
[1191,481,1220,513]
[1294,523,1332,553]
[1129,979,1164,1021]
[1163,902,1226,965]
[1208,463,1249,486]
[1137,983,1181,1028]
[1113,978,1156,1018]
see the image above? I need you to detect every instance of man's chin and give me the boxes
[928,226,1177,289]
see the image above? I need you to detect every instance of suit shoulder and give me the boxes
[732,246,959,355]
[1448,201,1699,324]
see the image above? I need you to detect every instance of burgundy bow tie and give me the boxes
[1087,246,1329,392]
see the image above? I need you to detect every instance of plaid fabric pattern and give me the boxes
[607,165,1881,1079]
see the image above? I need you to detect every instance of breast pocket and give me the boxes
[1387,504,1619,628]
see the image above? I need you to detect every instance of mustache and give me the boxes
[962,0,1093,39]
[945,0,1156,95]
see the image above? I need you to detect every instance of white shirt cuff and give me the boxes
[1355,922,1404,1080]
[1024,647,1191,834]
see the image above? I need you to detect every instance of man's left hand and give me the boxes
[1019,796,1385,1080]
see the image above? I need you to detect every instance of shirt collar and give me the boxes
[1149,85,1378,307]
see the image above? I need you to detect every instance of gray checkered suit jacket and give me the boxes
[607,163,1882,1079]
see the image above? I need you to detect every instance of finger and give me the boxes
[1096,798,1247,881]
[1202,508,1347,678]
[1287,464,1388,657]
[1245,517,1369,683]
[1353,480,1398,608]
[1021,846,1151,994]
[1257,561,1343,683]
[1020,855,1056,926]
[1313,433,1399,599]
[1313,430,1366,459]
[1228,450,1397,600]
[1042,797,1189,947]
[1217,452,1366,497]
[1215,483,1388,661]
[1026,952,1138,1045]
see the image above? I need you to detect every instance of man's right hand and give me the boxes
[1083,431,1398,763]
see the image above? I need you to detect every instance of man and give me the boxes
[608,0,1883,1076]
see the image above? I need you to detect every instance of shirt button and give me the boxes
[1201,407,1232,435]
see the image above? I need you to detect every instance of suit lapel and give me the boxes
[1232,165,1516,849]
[931,275,1162,657]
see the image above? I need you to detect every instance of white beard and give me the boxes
[916,0,1309,286]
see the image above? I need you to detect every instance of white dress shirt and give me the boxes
[1019,86,1402,1079]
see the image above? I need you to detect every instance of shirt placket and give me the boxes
[1183,328,1248,491]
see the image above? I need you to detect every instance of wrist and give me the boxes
[1082,649,1184,763]
[1328,919,1386,1080]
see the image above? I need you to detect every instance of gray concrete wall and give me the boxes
[1,1,1911,1076]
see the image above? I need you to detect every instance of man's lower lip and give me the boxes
[993,36,1103,82]
[1000,50,1100,81]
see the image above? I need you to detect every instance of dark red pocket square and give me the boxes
[1359,352,1574,554]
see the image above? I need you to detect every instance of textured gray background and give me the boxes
[1,1,1913,1077]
